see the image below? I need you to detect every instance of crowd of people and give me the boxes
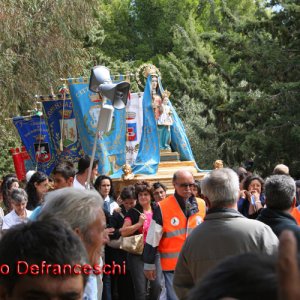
[0,157,300,300]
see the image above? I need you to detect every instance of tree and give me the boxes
[159,0,300,177]
[96,0,198,61]
[0,0,101,176]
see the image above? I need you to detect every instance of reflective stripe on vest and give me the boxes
[160,252,180,259]
[162,228,187,238]
[158,195,206,271]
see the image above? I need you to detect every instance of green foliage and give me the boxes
[0,0,100,176]
[160,1,300,177]
[95,0,198,61]
[0,124,19,177]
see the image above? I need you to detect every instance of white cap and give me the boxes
[26,170,36,182]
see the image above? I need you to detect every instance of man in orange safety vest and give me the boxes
[143,170,206,300]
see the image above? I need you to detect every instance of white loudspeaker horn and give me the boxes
[89,66,130,109]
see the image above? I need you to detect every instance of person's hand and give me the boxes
[244,190,251,201]
[113,207,121,213]
[138,213,146,225]
[240,190,247,198]
[144,270,156,281]
[250,190,260,202]
[116,196,122,205]
[103,227,115,245]
[278,230,300,300]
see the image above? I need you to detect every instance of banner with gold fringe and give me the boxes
[68,78,127,176]
[13,115,56,175]
[42,97,84,164]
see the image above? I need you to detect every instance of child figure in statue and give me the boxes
[157,90,173,151]
[122,163,135,180]
[213,159,224,169]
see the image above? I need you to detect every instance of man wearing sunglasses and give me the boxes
[173,168,279,300]
[143,170,206,300]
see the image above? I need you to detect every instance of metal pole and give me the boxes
[85,97,104,189]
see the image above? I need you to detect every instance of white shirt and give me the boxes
[73,175,86,190]
[104,196,119,215]
[2,209,32,230]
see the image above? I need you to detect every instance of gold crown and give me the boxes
[140,64,160,78]
[162,89,171,99]
[135,63,161,89]
[143,65,157,77]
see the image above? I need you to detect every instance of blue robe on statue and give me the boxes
[111,74,205,178]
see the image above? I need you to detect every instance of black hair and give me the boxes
[53,161,75,180]
[94,175,116,199]
[0,175,19,211]
[194,180,202,196]
[25,171,48,210]
[0,218,89,294]
[120,185,136,201]
[243,174,264,192]
[135,180,152,199]
[152,182,167,192]
[77,155,99,174]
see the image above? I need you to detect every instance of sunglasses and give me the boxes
[176,183,195,188]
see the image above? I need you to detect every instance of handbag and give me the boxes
[120,208,145,255]
[120,233,144,255]
[107,212,125,249]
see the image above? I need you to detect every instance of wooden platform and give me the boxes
[112,160,207,196]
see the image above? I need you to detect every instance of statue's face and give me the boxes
[151,76,158,90]
[123,165,131,174]
[163,97,169,104]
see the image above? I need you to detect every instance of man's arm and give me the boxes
[260,224,279,254]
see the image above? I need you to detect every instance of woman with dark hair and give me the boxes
[121,181,161,300]
[152,182,167,203]
[238,174,265,218]
[25,171,49,210]
[94,175,118,215]
[94,175,118,300]
[0,174,19,213]
[108,185,136,300]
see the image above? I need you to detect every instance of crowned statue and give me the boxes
[156,90,173,150]
[124,63,198,175]
[147,69,173,151]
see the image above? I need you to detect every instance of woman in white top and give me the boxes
[2,188,32,230]
[94,175,119,215]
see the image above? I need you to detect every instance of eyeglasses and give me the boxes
[175,183,195,188]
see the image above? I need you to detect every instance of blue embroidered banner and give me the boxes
[13,115,56,175]
[42,97,84,163]
[68,78,126,176]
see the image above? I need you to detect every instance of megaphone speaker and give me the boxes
[89,66,111,93]
[89,65,131,109]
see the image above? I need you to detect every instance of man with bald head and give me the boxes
[143,170,206,300]
[174,168,278,300]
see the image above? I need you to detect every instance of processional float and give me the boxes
[10,64,207,192]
